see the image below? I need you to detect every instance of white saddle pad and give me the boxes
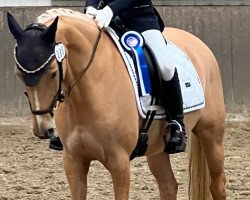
[107,28,205,119]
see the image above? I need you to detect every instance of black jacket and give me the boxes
[85,0,165,32]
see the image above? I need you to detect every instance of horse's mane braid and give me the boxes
[37,8,94,24]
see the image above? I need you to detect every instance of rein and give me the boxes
[67,28,103,97]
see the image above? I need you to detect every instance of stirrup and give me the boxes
[170,120,183,132]
[165,120,183,131]
[164,120,186,154]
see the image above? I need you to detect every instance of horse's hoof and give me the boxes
[49,136,63,151]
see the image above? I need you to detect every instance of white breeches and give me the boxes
[142,29,175,81]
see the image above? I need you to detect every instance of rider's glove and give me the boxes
[85,6,99,19]
[95,6,113,28]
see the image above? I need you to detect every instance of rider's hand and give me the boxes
[95,6,113,28]
[85,6,99,19]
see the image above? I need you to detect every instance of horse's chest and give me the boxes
[64,129,106,159]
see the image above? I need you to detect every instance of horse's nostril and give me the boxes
[47,128,55,138]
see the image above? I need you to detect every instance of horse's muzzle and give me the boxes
[34,127,55,140]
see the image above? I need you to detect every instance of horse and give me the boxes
[7,8,226,200]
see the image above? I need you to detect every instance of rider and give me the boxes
[84,0,186,154]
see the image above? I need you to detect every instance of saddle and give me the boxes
[109,17,205,116]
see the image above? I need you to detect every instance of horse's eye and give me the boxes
[51,72,57,79]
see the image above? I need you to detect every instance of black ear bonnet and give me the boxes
[7,12,59,87]
[14,23,55,86]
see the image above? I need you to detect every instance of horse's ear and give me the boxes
[7,12,24,40]
[41,16,59,43]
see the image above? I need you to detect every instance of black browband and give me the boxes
[25,23,48,32]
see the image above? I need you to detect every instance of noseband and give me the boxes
[21,52,65,116]
[23,57,65,116]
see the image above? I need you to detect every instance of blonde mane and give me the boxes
[37,8,95,26]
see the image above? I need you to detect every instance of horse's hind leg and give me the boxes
[63,152,90,200]
[194,118,226,200]
[147,153,178,200]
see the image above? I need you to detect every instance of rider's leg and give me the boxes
[142,29,186,153]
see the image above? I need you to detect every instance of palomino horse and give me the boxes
[7,9,226,200]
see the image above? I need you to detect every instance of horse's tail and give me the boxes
[188,132,213,200]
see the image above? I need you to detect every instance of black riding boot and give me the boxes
[162,69,186,154]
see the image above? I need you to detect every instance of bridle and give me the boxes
[14,23,65,116]
[15,23,103,116]
[15,43,65,116]
[24,60,64,117]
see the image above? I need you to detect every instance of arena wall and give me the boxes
[0,4,249,115]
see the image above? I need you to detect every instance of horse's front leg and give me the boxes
[63,151,90,200]
[105,152,130,200]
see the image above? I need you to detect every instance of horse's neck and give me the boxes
[58,20,127,113]
[57,19,100,87]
